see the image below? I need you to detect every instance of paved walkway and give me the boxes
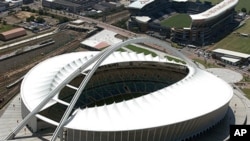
[207,68,243,83]
[0,94,58,141]
[206,68,250,125]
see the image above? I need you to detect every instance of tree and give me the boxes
[31,9,36,13]
[51,14,55,18]
[21,6,25,11]
[59,17,69,24]
[2,20,7,25]
[241,8,247,13]
[26,15,35,22]
[36,17,45,23]
[38,9,44,15]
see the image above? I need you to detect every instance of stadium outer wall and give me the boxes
[65,102,230,141]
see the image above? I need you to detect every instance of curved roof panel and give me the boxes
[21,51,233,131]
[65,62,232,131]
[190,0,238,21]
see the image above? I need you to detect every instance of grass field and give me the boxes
[211,19,250,53]
[117,48,127,52]
[160,14,192,28]
[125,45,157,57]
[241,88,250,99]
[193,58,218,68]
[0,24,15,33]
[165,56,186,64]
[235,0,250,12]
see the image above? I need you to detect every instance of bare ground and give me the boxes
[0,30,88,109]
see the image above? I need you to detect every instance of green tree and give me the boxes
[51,14,55,18]
[26,15,35,22]
[2,20,7,25]
[59,17,69,24]
[241,8,247,13]
[38,9,44,15]
[31,9,36,13]
[26,6,31,12]
[21,6,25,11]
[36,17,45,23]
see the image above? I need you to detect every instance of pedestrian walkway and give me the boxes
[191,68,248,141]
[205,68,249,125]
[0,94,58,141]
[207,68,243,83]
[233,86,250,125]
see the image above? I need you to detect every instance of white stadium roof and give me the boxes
[128,0,155,9]
[21,51,233,131]
[190,0,238,21]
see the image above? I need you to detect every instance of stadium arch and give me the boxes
[5,37,232,141]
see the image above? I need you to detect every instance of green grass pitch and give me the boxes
[160,14,192,28]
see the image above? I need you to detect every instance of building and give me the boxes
[128,0,169,16]
[42,0,102,12]
[80,29,123,50]
[0,28,26,41]
[42,0,82,13]
[5,0,23,8]
[212,48,250,66]
[127,0,239,46]
[22,0,34,4]
[67,0,102,10]
[93,1,117,12]
[0,1,9,12]
[67,19,98,32]
[7,37,233,141]
[186,0,238,46]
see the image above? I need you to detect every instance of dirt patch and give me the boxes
[4,16,21,25]
[3,11,37,25]
[15,11,37,20]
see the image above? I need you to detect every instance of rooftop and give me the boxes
[81,29,122,49]
[0,28,26,36]
[190,0,238,21]
[127,0,155,9]
[134,16,151,23]
[44,0,81,7]
[70,19,84,25]
[212,48,250,59]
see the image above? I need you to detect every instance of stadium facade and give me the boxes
[127,0,239,46]
[7,37,234,141]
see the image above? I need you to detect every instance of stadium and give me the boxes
[5,37,233,141]
[127,0,239,46]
